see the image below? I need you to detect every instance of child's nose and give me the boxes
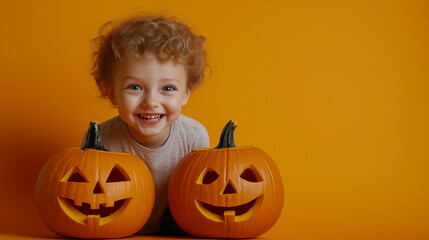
[141,91,160,108]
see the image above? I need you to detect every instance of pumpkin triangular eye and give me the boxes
[106,165,130,182]
[203,170,219,184]
[240,166,262,182]
[67,169,88,182]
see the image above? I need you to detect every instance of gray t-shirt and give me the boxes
[92,114,209,234]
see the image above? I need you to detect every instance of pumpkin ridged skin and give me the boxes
[35,122,155,239]
[168,121,284,238]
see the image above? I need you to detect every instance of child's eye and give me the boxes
[126,85,142,91]
[162,86,176,92]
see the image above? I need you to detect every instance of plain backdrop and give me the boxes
[0,0,428,239]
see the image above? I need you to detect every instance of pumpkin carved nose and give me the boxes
[222,181,236,194]
[93,181,104,194]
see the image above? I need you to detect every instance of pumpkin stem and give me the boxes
[82,121,108,151]
[214,120,237,149]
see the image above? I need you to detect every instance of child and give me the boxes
[87,13,210,234]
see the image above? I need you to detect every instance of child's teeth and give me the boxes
[139,114,161,121]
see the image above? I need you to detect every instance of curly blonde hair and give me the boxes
[91,13,209,99]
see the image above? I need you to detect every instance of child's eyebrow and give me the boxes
[159,78,180,84]
[123,76,180,82]
[122,76,143,82]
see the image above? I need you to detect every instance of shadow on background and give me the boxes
[0,118,74,238]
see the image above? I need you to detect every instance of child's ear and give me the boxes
[109,95,118,106]
[182,88,191,106]
[107,85,118,106]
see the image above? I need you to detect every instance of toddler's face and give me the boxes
[111,55,190,147]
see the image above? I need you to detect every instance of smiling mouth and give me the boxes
[195,195,263,222]
[58,197,131,225]
[137,114,164,122]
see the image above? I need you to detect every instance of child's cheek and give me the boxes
[166,97,183,113]
[120,94,141,112]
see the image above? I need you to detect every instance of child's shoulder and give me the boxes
[100,116,123,130]
[98,116,127,139]
[173,115,209,149]
[175,114,207,133]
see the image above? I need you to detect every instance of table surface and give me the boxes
[0,232,284,240]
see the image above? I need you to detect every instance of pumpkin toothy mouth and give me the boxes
[58,197,131,225]
[195,195,263,222]
[66,198,128,217]
[201,198,256,216]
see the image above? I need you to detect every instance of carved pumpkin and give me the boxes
[168,120,284,238]
[35,121,155,239]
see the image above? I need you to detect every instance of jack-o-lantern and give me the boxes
[168,120,284,238]
[35,121,155,239]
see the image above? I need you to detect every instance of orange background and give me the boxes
[1,0,428,239]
